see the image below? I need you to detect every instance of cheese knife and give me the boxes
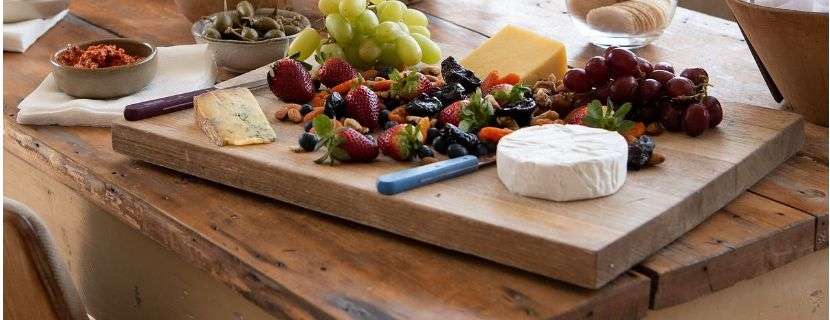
[122,78,268,121]
[376,155,496,195]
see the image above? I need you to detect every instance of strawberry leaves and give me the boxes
[390,68,424,99]
[582,99,635,134]
[492,85,530,106]
[459,89,494,133]
[313,114,347,165]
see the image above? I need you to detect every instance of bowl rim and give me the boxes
[724,0,829,16]
[192,8,311,45]
[50,38,158,72]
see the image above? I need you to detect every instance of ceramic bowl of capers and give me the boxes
[192,1,310,73]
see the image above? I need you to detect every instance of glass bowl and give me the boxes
[566,0,678,48]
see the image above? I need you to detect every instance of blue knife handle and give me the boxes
[377,155,480,195]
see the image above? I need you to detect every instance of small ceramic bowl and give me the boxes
[192,8,310,73]
[50,39,158,99]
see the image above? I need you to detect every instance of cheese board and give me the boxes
[112,74,802,289]
[110,2,804,288]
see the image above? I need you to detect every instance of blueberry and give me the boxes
[300,104,313,116]
[303,121,314,132]
[416,145,434,159]
[379,109,390,126]
[384,121,399,129]
[377,67,394,79]
[426,127,440,145]
[432,135,449,154]
[447,143,469,158]
[298,132,318,152]
[474,142,490,156]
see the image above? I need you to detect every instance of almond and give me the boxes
[287,108,303,123]
[531,118,556,126]
[275,107,289,121]
[343,118,369,133]
[647,152,666,166]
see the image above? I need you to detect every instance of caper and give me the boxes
[203,27,222,39]
[213,13,235,35]
[250,16,280,33]
[263,29,286,39]
[239,26,259,41]
[236,1,255,19]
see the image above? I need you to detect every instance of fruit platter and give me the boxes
[112,0,804,288]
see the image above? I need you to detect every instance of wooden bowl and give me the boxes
[50,39,158,99]
[725,0,828,126]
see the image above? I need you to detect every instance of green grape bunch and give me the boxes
[286,0,442,70]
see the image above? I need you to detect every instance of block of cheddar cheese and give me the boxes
[461,25,568,85]
[194,87,276,146]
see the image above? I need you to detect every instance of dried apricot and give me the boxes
[478,127,513,143]
[626,122,646,138]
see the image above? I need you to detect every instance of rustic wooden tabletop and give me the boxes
[3,0,827,319]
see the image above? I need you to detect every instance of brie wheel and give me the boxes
[496,124,628,201]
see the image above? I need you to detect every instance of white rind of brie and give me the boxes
[496,124,628,201]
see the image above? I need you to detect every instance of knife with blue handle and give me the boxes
[377,155,496,195]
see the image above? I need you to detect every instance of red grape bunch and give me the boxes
[562,46,723,137]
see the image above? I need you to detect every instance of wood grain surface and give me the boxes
[4,223,63,320]
[3,0,827,317]
[4,10,652,320]
[111,81,804,288]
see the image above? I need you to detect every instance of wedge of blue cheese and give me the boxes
[194,87,276,146]
[193,88,277,146]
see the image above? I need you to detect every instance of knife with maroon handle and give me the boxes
[123,78,268,121]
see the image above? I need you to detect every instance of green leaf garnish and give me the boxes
[492,85,530,105]
[313,114,333,139]
[582,99,635,134]
[459,89,494,133]
[390,68,423,98]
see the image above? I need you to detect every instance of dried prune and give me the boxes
[440,123,479,149]
[628,135,655,170]
[495,97,537,127]
[429,83,466,106]
[441,57,480,94]
[406,94,443,116]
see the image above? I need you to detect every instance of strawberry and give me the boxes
[564,105,588,125]
[438,100,467,126]
[313,115,379,164]
[268,57,315,103]
[378,124,422,161]
[345,85,381,132]
[390,69,431,100]
[318,57,357,88]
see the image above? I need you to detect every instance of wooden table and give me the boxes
[4,0,827,319]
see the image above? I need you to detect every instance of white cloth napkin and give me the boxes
[17,44,217,126]
[4,9,68,52]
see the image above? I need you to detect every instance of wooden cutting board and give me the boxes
[111,69,803,290]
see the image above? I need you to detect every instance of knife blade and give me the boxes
[376,155,496,195]
[123,78,268,121]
